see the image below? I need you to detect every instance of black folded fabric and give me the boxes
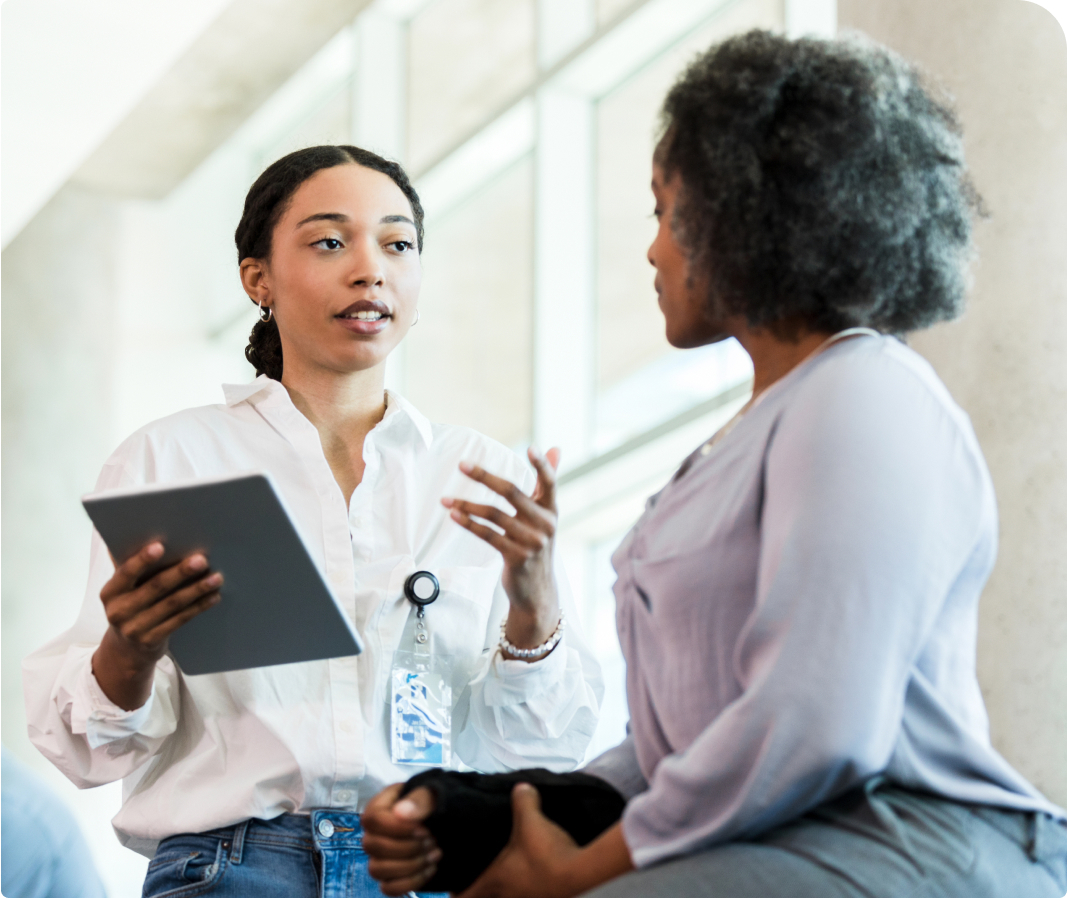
[398,768,626,893]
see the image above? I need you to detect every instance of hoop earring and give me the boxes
[258,301,273,323]
[412,309,420,327]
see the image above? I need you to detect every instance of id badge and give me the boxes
[391,650,453,766]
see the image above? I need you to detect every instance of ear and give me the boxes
[240,257,271,306]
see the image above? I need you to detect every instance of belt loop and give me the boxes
[230,820,250,866]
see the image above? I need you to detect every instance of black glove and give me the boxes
[398,768,626,893]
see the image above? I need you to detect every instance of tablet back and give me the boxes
[83,473,362,675]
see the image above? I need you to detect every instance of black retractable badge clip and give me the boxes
[404,571,440,651]
[393,570,451,766]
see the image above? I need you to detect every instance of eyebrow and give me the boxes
[295,212,416,228]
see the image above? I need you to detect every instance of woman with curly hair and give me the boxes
[361,29,1067,898]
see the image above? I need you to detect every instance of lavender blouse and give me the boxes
[585,334,1065,868]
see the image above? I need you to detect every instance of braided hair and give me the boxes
[236,145,424,380]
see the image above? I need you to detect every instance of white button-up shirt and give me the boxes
[23,377,602,857]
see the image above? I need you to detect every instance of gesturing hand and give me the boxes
[92,541,223,710]
[442,447,562,653]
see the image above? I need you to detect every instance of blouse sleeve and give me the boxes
[454,470,603,772]
[22,454,183,789]
[621,354,991,866]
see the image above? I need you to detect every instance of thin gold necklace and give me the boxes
[698,327,880,458]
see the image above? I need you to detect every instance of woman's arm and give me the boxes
[620,355,990,866]
[22,453,213,787]
[458,787,634,898]
[23,528,186,787]
[447,447,602,772]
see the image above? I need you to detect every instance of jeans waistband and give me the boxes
[192,811,366,865]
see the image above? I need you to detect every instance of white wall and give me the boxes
[0,0,233,248]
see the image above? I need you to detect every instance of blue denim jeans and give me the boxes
[142,811,447,898]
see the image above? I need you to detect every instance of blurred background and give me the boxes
[2,0,1065,894]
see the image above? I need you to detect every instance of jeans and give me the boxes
[142,811,447,898]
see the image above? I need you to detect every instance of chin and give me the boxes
[666,323,731,350]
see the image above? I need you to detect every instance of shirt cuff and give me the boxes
[71,661,156,749]
[479,634,570,707]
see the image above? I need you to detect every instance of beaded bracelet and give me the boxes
[499,610,566,661]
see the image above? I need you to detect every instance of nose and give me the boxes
[349,235,385,288]
[647,236,658,269]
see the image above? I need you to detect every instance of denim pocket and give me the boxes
[143,836,226,897]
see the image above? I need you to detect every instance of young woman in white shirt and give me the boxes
[23,145,601,898]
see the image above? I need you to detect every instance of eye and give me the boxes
[652,207,662,220]
[313,237,343,250]
[388,240,415,253]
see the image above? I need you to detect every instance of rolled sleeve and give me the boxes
[57,645,180,751]
[72,655,157,749]
[456,554,602,773]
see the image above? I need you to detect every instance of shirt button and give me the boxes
[336,790,352,804]
[318,819,335,838]
[352,517,364,528]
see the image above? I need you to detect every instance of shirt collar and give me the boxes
[221,377,433,449]
[383,389,434,449]
[222,375,277,407]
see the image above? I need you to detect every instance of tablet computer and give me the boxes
[82,472,363,676]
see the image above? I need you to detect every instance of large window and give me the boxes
[111,0,831,761]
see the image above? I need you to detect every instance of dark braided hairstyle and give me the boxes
[236,145,425,380]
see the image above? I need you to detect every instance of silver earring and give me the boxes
[258,301,273,323]
[412,309,420,327]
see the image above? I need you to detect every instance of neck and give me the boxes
[730,320,835,396]
[280,356,388,437]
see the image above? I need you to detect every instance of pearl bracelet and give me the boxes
[499,610,566,661]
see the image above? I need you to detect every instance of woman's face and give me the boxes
[648,164,729,348]
[244,163,422,377]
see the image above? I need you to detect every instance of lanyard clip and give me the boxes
[405,571,439,649]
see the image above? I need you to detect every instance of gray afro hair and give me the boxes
[658,29,983,336]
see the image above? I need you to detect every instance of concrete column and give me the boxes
[532,0,597,464]
[838,0,1067,806]
[532,89,596,463]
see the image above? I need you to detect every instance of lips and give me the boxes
[336,299,391,334]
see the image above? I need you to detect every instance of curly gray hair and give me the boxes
[658,29,982,336]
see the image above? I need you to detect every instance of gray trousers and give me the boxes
[583,780,1067,898]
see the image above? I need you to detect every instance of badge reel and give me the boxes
[391,571,453,766]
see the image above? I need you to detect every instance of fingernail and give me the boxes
[146,543,164,559]
[187,555,207,571]
[459,461,474,474]
[440,497,454,507]
[205,573,222,587]
[394,799,417,819]
[450,510,463,522]
[427,848,443,864]
[530,445,544,459]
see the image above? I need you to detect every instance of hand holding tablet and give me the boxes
[83,473,363,704]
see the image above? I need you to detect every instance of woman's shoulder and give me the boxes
[101,402,250,486]
[792,335,978,441]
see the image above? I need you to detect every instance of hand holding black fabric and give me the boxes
[398,768,626,893]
